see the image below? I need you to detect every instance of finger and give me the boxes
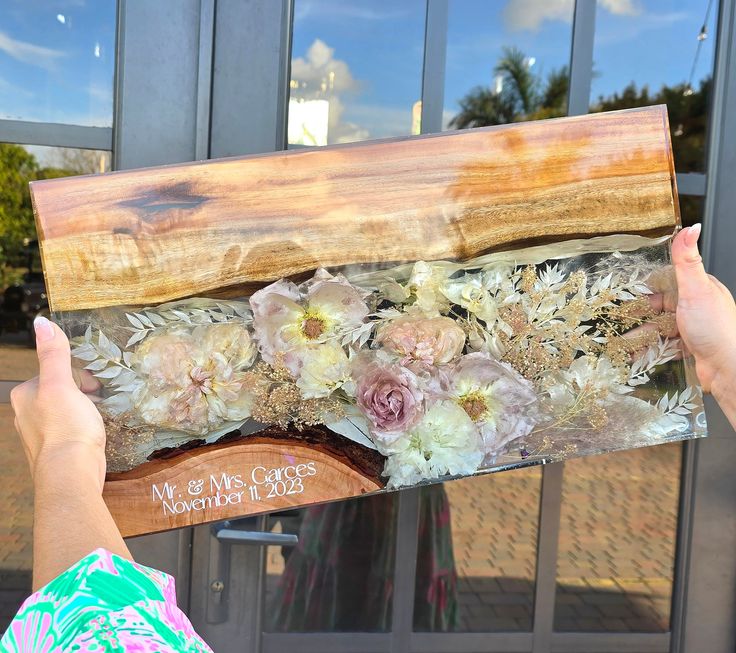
[33,317,75,389]
[671,224,710,307]
[647,292,664,313]
[71,367,102,394]
[625,319,679,341]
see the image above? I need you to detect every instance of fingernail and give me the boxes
[33,316,55,342]
[685,223,702,247]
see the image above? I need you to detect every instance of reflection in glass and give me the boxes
[443,0,574,130]
[0,144,111,380]
[415,468,541,632]
[265,486,467,633]
[554,444,681,632]
[288,0,425,146]
[0,143,110,628]
[590,0,717,172]
[679,195,704,228]
[0,1,116,126]
[265,494,398,632]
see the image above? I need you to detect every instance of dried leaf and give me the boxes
[135,312,154,328]
[126,313,144,329]
[126,330,147,347]
[148,311,167,326]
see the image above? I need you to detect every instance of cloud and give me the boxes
[0,75,35,99]
[503,0,640,31]
[0,29,66,69]
[295,1,408,24]
[291,38,358,95]
[291,39,365,144]
[88,81,112,103]
[594,10,689,46]
[338,103,413,141]
[290,38,417,145]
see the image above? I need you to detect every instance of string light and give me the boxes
[685,0,715,96]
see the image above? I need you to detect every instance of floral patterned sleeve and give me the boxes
[0,548,212,652]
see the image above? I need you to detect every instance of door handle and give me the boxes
[206,517,298,624]
[213,521,298,546]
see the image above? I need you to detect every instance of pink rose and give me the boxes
[355,359,423,449]
[378,316,466,366]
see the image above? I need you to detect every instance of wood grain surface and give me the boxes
[32,105,680,312]
[104,434,384,538]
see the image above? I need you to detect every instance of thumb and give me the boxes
[671,224,710,305]
[33,316,75,388]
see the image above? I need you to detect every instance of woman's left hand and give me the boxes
[10,316,106,490]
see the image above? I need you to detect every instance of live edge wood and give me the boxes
[104,430,385,538]
[32,105,680,312]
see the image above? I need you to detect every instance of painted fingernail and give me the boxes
[685,223,702,247]
[33,316,55,342]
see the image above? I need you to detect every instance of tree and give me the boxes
[0,144,93,270]
[448,47,709,174]
[0,144,39,267]
[592,78,710,173]
[450,47,568,128]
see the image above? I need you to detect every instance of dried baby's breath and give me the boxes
[244,356,345,430]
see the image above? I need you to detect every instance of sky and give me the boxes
[0,0,116,127]
[0,0,718,145]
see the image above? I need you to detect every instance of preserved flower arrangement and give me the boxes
[61,235,705,489]
[31,106,704,534]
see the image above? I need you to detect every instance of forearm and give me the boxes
[32,450,131,590]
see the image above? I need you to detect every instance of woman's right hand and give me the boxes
[672,224,736,400]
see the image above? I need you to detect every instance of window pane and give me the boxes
[443,0,574,130]
[414,468,542,632]
[264,494,397,632]
[287,0,425,146]
[590,0,717,173]
[0,144,109,630]
[1,144,110,380]
[680,194,704,228]
[554,444,682,632]
[0,1,116,127]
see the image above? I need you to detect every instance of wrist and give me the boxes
[34,442,106,493]
[711,366,736,411]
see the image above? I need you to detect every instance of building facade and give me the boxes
[1,1,736,651]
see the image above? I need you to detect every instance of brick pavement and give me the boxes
[0,404,33,632]
[0,342,680,635]
[264,445,680,633]
[0,340,38,381]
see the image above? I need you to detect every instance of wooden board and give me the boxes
[31,106,679,312]
[105,432,383,538]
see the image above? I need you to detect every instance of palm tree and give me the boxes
[449,47,568,129]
